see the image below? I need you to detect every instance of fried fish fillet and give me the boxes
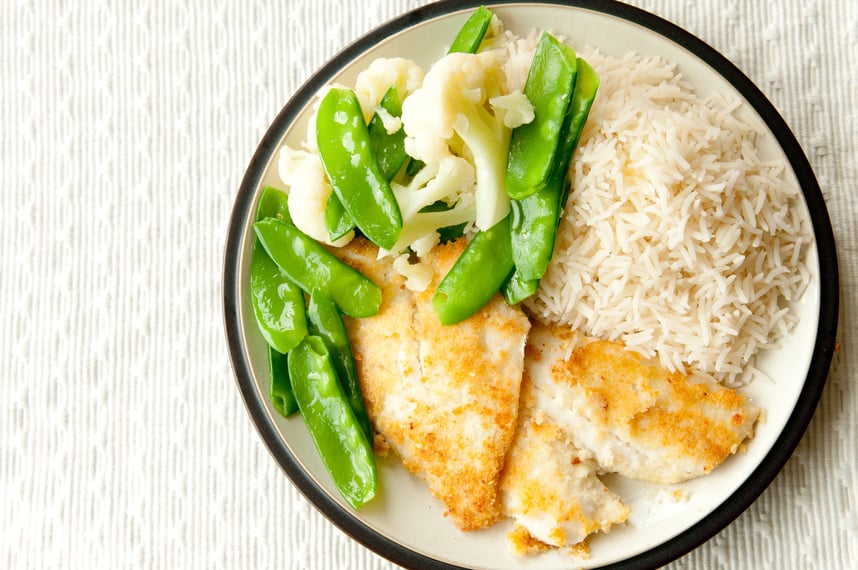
[526,323,760,484]
[500,375,629,554]
[337,238,531,530]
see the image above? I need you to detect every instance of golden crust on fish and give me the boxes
[330,238,416,426]
[525,323,760,484]
[337,238,531,530]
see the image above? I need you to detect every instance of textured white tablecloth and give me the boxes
[2,0,856,568]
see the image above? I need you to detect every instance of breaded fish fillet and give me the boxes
[330,238,417,429]
[526,323,760,484]
[500,375,629,554]
[337,238,531,530]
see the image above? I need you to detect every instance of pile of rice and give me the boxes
[527,49,812,386]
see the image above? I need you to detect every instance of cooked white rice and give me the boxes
[527,49,812,386]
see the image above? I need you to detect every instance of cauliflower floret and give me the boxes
[278,146,353,247]
[400,51,532,231]
[354,57,424,122]
[374,106,402,135]
[379,155,477,259]
[489,91,535,128]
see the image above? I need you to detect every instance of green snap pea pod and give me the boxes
[509,190,558,283]
[254,218,382,318]
[368,86,407,181]
[557,57,600,213]
[448,5,493,54]
[249,241,308,354]
[316,87,403,250]
[325,87,406,242]
[505,33,578,200]
[256,186,292,223]
[510,57,599,284]
[432,216,514,325]
[307,292,372,442]
[250,186,308,352]
[502,268,540,306]
[288,336,377,509]
[324,193,355,243]
[268,346,298,417]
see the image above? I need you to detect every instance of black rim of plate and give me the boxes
[222,1,840,568]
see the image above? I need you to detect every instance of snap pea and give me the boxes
[249,243,308,354]
[447,6,493,54]
[307,292,372,442]
[501,268,539,306]
[316,87,403,250]
[254,218,382,318]
[288,336,377,509]
[368,86,407,181]
[557,57,600,212]
[432,215,514,325]
[324,192,355,243]
[505,33,578,200]
[324,87,406,242]
[249,187,309,352]
[509,191,557,283]
[509,57,599,284]
[268,346,298,417]
[256,185,292,223]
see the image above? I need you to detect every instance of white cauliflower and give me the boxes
[277,146,353,247]
[489,91,535,128]
[379,155,477,259]
[354,57,424,122]
[400,51,533,231]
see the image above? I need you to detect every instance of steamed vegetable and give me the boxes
[401,51,533,232]
[288,336,377,509]
[447,5,493,54]
[431,32,599,315]
[509,192,557,284]
[324,192,355,243]
[307,292,372,442]
[268,346,298,417]
[501,268,539,306]
[506,33,579,200]
[381,155,477,258]
[432,215,514,325]
[557,57,600,212]
[279,146,353,246]
[326,85,410,242]
[256,185,293,223]
[249,187,308,354]
[509,56,600,291]
[249,242,309,353]
[316,87,403,250]
[354,57,425,123]
[368,86,408,180]
[254,217,382,318]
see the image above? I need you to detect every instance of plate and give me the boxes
[223,1,839,568]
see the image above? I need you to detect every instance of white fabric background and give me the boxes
[1,0,856,568]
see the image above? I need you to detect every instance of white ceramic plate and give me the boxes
[223,2,839,568]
